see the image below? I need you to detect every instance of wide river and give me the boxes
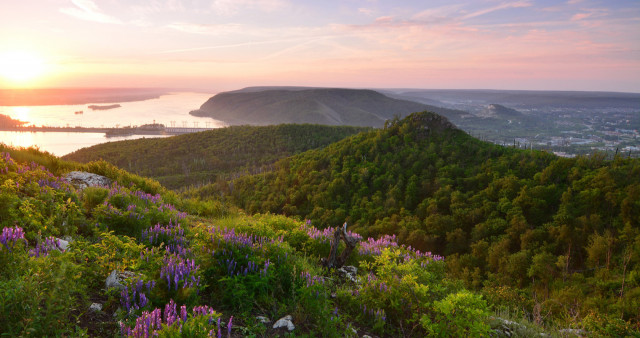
[0,92,224,156]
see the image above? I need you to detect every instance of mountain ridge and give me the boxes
[190,87,473,127]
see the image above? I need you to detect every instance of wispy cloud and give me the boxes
[461,1,533,20]
[155,37,311,54]
[358,8,375,16]
[412,5,463,21]
[210,0,287,15]
[571,8,609,21]
[60,0,122,24]
[166,22,243,35]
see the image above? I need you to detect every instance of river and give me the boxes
[0,92,223,156]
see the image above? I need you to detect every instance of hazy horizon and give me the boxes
[1,0,639,93]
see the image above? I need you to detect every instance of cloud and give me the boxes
[461,1,533,20]
[155,37,312,54]
[570,8,609,21]
[567,0,584,5]
[571,12,592,21]
[358,8,375,16]
[59,0,122,24]
[412,5,463,21]
[166,22,243,35]
[210,0,287,15]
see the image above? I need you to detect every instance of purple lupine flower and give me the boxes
[227,316,233,337]
[28,236,64,258]
[0,226,26,253]
[160,254,200,291]
[180,305,187,323]
[164,299,178,326]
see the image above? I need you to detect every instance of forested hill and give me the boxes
[63,124,369,189]
[223,111,640,324]
[189,87,472,127]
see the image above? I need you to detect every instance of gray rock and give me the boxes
[64,171,111,190]
[89,303,103,312]
[256,316,270,324]
[56,238,70,251]
[338,265,359,283]
[362,335,372,338]
[558,328,586,336]
[105,270,137,290]
[492,317,526,337]
[273,315,295,331]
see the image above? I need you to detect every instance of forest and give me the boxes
[64,124,369,189]
[1,144,497,337]
[1,111,638,336]
[220,112,640,333]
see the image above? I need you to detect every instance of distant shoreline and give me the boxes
[0,88,170,106]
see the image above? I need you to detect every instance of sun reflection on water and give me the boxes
[11,107,32,124]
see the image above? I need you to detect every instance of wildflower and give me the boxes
[0,226,26,252]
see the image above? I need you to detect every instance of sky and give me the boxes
[0,0,639,92]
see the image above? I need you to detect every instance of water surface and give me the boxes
[0,92,222,156]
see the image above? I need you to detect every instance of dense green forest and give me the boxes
[3,111,639,336]
[0,145,509,337]
[214,112,640,332]
[64,124,369,189]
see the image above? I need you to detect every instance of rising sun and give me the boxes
[0,51,47,85]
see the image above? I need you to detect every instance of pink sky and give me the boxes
[0,0,639,92]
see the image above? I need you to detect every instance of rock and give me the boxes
[64,171,111,190]
[491,317,529,337]
[105,270,137,290]
[56,237,70,251]
[338,265,359,283]
[273,315,295,331]
[256,316,270,324]
[89,303,103,312]
[362,335,372,338]
[559,328,586,336]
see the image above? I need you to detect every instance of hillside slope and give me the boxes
[63,124,369,189]
[220,111,640,327]
[0,145,506,337]
[189,87,472,127]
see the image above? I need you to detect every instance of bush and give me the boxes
[421,290,491,336]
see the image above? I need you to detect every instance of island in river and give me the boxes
[88,104,121,110]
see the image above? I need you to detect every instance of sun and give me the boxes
[0,51,47,85]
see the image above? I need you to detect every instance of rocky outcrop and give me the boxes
[273,315,295,331]
[105,270,137,290]
[64,171,111,190]
[89,303,103,312]
[255,316,270,324]
[338,265,359,283]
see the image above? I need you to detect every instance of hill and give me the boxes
[63,124,369,189]
[0,144,512,337]
[216,112,640,329]
[2,118,638,336]
[475,104,523,119]
[189,87,473,127]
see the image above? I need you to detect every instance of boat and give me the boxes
[74,110,83,115]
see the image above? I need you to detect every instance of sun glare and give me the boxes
[0,51,46,85]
